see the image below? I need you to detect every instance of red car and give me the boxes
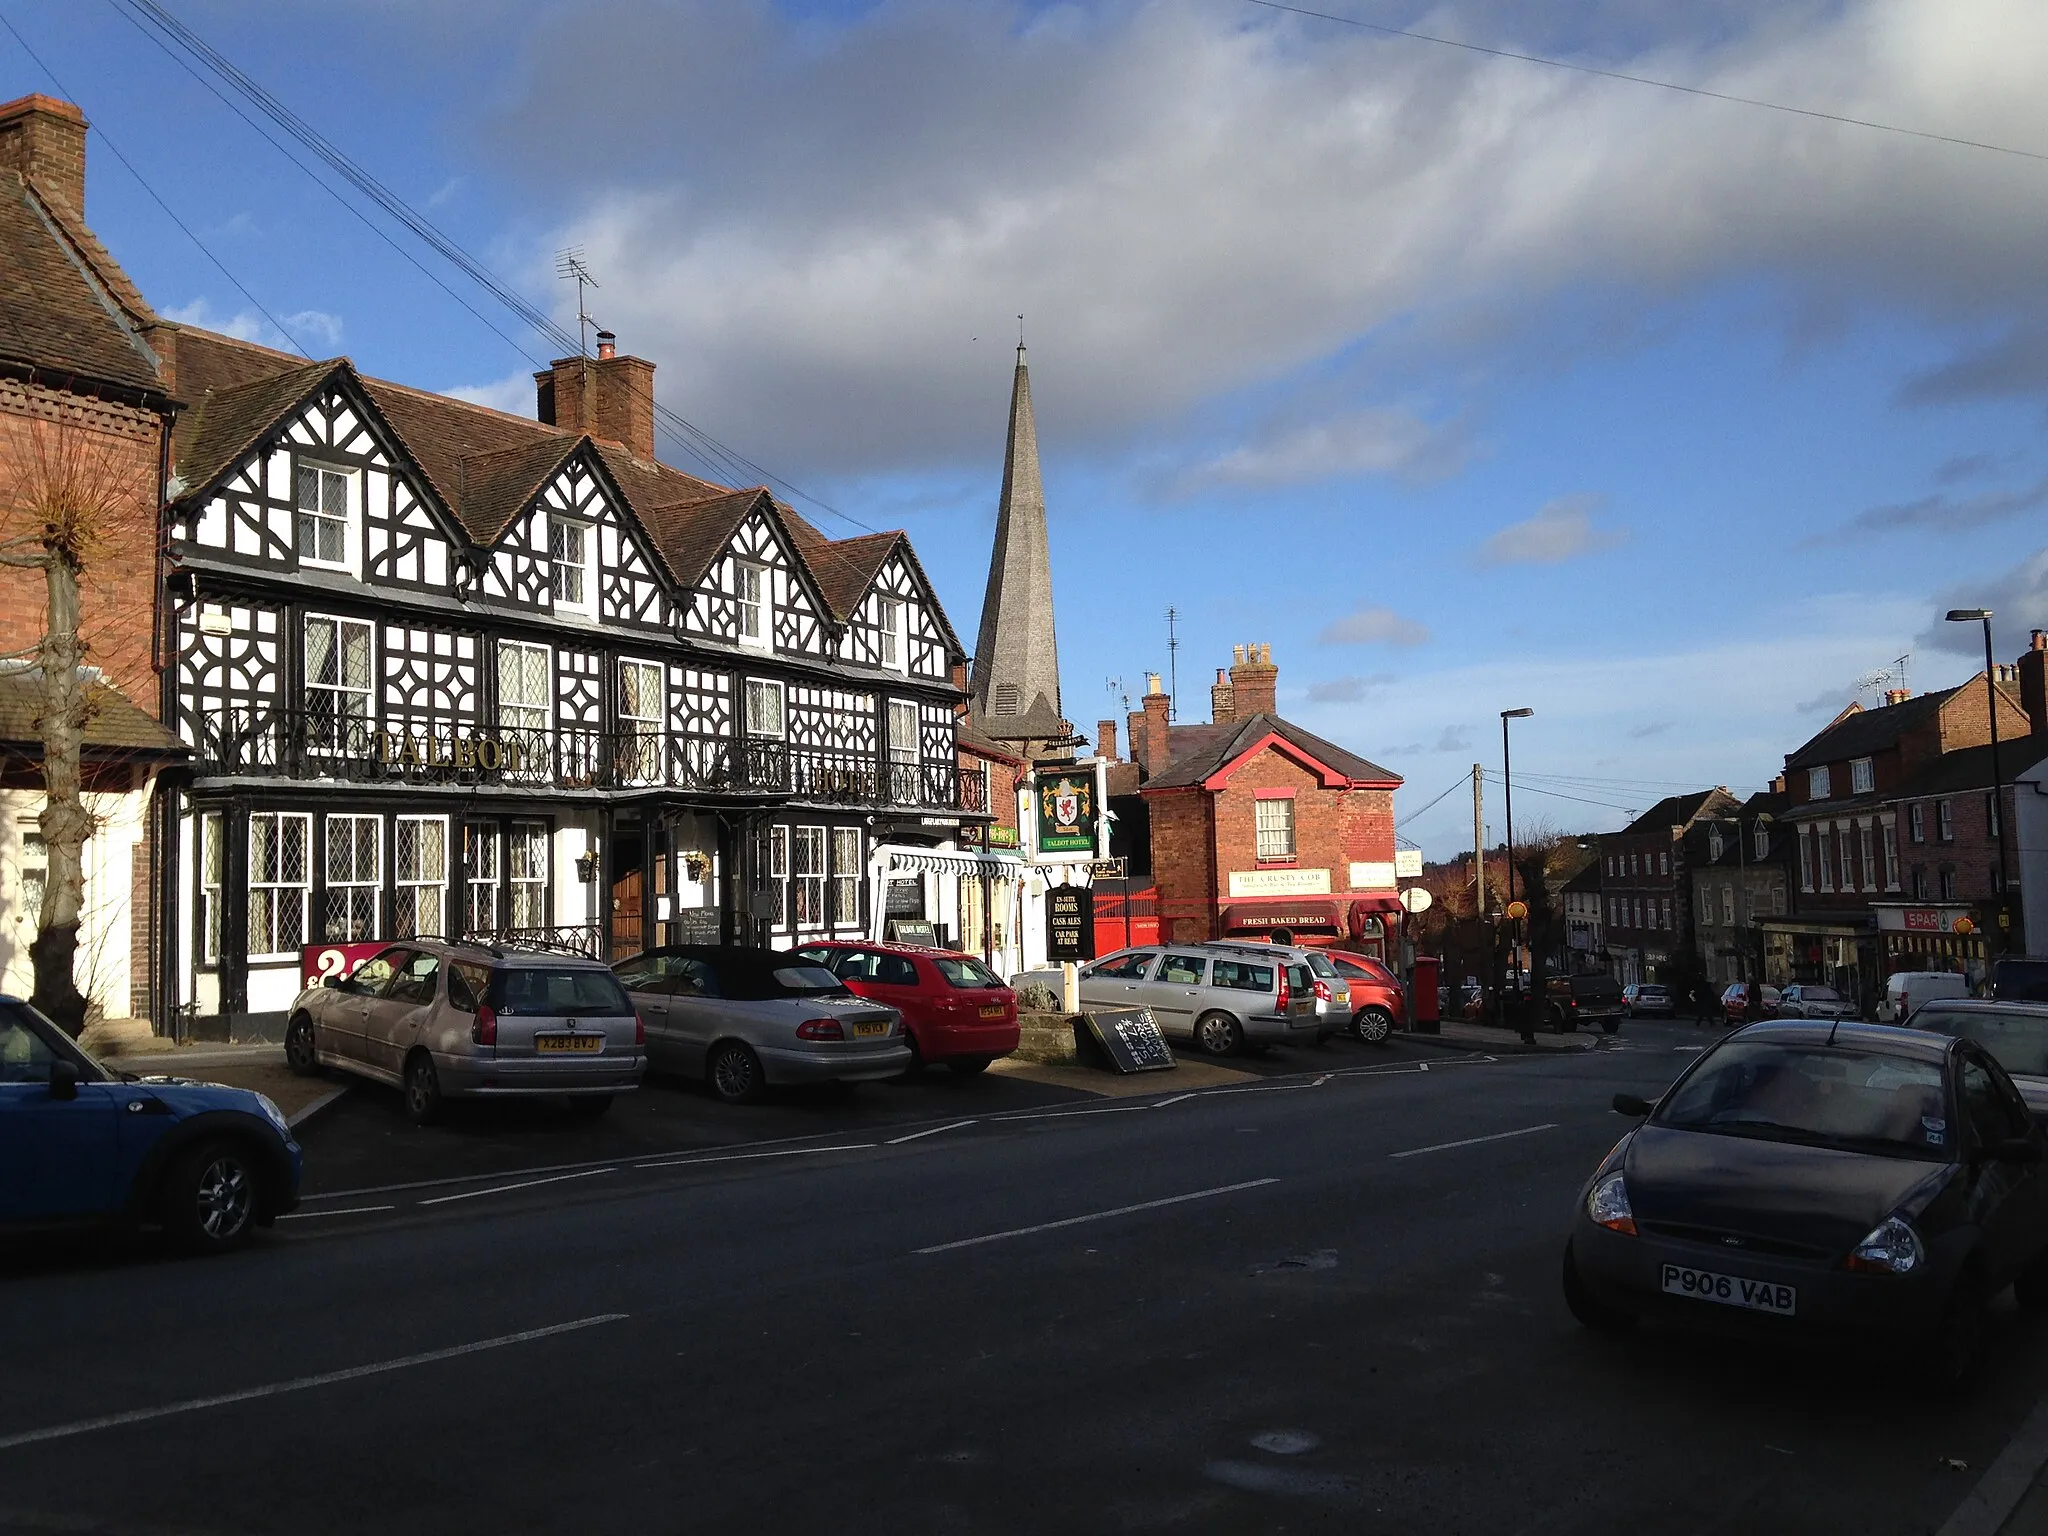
[1720,982,1782,1024]
[792,941,1020,1075]
[1322,949,1406,1043]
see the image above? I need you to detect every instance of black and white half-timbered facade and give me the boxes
[158,331,993,1026]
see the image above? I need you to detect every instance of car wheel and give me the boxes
[1353,1007,1395,1045]
[1562,1240,1633,1333]
[707,1041,766,1105]
[284,1012,320,1076]
[160,1139,259,1255]
[1920,1267,1989,1390]
[566,1094,613,1120]
[404,1051,443,1126]
[1600,1020,1621,1035]
[1194,1011,1244,1057]
[948,1057,992,1077]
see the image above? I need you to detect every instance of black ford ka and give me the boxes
[1564,1020,2048,1383]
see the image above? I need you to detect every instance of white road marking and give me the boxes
[1673,1045,1705,1053]
[1149,1094,1196,1108]
[279,1204,396,1220]
[1389,1123,1559,1159]
[417,1168,614,1206]
[286,1087,349,1129]
[0,1315,629,1452]
[917,1178,1280,1255]
[887,1121,977,1145]
[636,1143,873,1169]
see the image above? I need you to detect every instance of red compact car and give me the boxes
[792,941,1020,1075]
[1323,949,1406,1044]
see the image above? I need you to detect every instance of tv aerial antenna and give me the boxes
[1165,607,1180,721]
[1106,675,1130,715]
[1855,650,1912,702]
[556,248,601,358]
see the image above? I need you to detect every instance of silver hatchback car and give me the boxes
[1078,944,1318,1055]
[1202,940,1351,1040]
[287,939,646,1124]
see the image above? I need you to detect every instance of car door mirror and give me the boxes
[1993,1136,2044,1165]
[1612,1093,1652,1118]
[48,1059,80,1101]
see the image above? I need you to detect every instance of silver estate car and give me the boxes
[287,939,646,1124]
[1202,940,1351,1041]
[614,946,911,1104]
[1078,944,1317,1056]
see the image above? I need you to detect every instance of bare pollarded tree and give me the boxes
[0,416,152,1036]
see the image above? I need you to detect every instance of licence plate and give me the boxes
[852,1021,891,1038]
[1660,1263,1796,1315]
[978,1004,1006,1019]
[535,1034,602,1054]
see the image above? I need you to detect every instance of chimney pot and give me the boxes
[1229,642,1279,718]
[1232,644,1246,665]
[1140,684,1172,777]
[535,346,657,459]
[596,330,617,360]
[1211,667,1235,725]
[1145,673,1163,696]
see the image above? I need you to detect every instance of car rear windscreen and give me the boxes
[934,955,1005,989]
[488,967,633,1017]
[716,962,851,1000]
[1571,976,1622,998]
[1924,1007,2048,1079]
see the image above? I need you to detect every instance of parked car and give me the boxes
[1622,983,1674,1019]
[1564,1020,2048,1386]
[1777,983,1855,1021]
[1720,982,1782,1023]
[288,939,646,1124]
[1546,974,1626,1034]
[1325,950,1405,1043]
[2,995,301,1252]
[1202,940,1351,1041]
[614,945,910,1104]
[1077,945,1317,1056]
[1912,999,2048,1121]
[1878,971,1969,1024]
[791,940,1019,1076]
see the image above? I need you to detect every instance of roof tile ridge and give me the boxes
[22,174,158,328]
[169,323,311,369]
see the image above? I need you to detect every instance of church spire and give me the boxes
[969,342,1067,745]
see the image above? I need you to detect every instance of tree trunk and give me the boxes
[30,550,91,1038]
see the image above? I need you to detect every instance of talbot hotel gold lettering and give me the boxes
[374,730,527,774]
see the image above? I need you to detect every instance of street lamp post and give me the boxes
[1502,708,1534,1041]
[1946,609,2012,954]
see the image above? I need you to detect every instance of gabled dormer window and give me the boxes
[736,562,770,649]
[877,598,904,671]
[295,463,355,570]
[1808,765,1832,800]
[550,518,592,613]
[1851,757,1875,794]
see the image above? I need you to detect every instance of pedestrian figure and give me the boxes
[1742,981,1763,1026]
[1693,980,1716,1028]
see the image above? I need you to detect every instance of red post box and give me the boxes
[1410,954,1441,1034]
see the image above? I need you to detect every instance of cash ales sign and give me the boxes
[1034,771,1098,857]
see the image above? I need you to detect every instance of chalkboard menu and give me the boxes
[1080,1006,1176,1073]
[669,907,723,945]
[888,919,939,947]
[1045,886,1096,962]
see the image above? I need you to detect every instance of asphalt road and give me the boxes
[6,1018,2042,1535]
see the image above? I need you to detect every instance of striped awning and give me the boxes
[873,844,1021,878]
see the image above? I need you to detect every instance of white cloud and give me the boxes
[162,298,343,355]
[1317,606,1431,647]
[1307,672,1397,703]
[445,368,538,418]
[1475,495,1627,566]
[1175,407,1467,492]
[1919,547,2048,654]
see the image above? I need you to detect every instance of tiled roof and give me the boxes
[1144,713,1400,790]
[0,669,183,755]
[173,358,338,499]
[0,171,163,397]
[1899,737,2048,799]
[1784,690,1954,771]
[1620,787,1740,835]
[789,525,899,620]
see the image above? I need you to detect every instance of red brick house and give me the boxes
[1099,645,1403,955]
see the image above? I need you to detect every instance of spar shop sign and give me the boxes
[1034,771,1098,857]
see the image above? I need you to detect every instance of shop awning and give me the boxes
[1220,900,1344,934]
[871,844,1021,879]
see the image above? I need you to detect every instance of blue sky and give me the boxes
[13,0,2048,855]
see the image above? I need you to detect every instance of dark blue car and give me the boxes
[1,995,301,1253]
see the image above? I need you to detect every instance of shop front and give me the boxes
[1872,903,1989,988]
[1762,918,1877,1012]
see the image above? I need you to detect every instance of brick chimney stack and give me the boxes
[1230,642,1279,718]
[1096,718,1119,762]
[1211,666,1235,724]
[0,94,87,218]
[1140,673,1172,777]
[536,334,658,460]
[2020,630,2048,736]
[1884,688,1912,706]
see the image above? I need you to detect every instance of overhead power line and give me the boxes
[1394,772,1471,827]
[1241,0,2048,166]
[1481,771,1637,815]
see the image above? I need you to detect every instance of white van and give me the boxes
[1879,970,1969,1023]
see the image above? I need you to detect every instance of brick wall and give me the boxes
[1897,783,2016,903]
[1148,789,1215,941]
[0,382,163,714]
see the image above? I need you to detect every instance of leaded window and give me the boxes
[887,698,919,802]
[832,827,861,924]
[465,822,500,934]
[200,814,223,964]
[395,816,447,938]
[618,659,663,786]
[793,826,826,928]
[325,814,380,941]
[509,822,548,929]
[745,678,785,739]
[305,615,374,753]
[248,812,311,958]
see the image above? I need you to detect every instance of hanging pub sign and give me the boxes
[1046,885,1097,962]
[1033,770,1097,857]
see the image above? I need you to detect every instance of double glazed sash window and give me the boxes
[736,562,768,646]
[832,827,861,923]
[887,699,919,801]
[394,816,447,938]
[465,822,499,933]
[305,616,374,752]
[877,598,903,669]
[1256,798,1296,862]
[618,660,663,785]
[793,826,826,928]
[325,814,380,941]
[1882,822,1900,889]
[509,822,548,929]
[295,464,351,567]
[248,812,311,959]
[550,519,591,611]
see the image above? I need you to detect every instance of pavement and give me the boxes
[11,1015,2048,1534]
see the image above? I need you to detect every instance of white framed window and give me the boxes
[618,659,664,786]
[766,824,789,925]
[745,677,785,739]
[248,812,311,959]
[1708,827,1723,861]
[1841,826,1857,890]
[1938,798,1954,841]
[1859,824,1877,891]
[508,821,548,929]
[324,814,380,941]
[199,814,223,964]
[1754,820,1769,860]
[877,598,904,670]
[1799,828,1813,891]
[304,615,374,753]
[1808,765,1831,799]
[1909,802,1925,843]
[1940,867,1957,901]
[1660,897,1671,930]
[1882,822,1900,890]
[1657,851,1668,877]
[550,518,592,612]
[1721,885,1735,925]
[793,825,827,928]
[831,826,861,924]
[1851,757,1875,794]
[17,823,46,928]
[1629,853,1638,877]
[1817,827,1834,891]
[1256,797,1297,862]
[497,642,551,733]
[294,461,354,569]
[395,816,447,938]
[736,561,770,648]
[887,698,919,801]
[464,821,499,935]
